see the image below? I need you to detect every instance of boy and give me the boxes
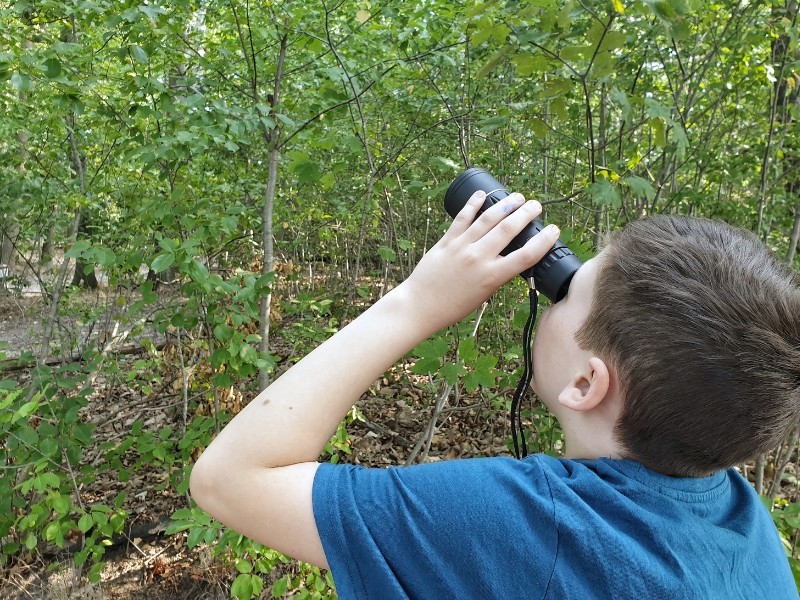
[190,190,800,598]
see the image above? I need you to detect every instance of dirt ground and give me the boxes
[0,294,42,357]
[0,293,515,599]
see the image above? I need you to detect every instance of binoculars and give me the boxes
[444,168,582,302]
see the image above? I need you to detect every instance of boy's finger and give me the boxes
[443,190,486,240]
[476,199,542,254]
[459,193,527,244]
[501,223,561,276]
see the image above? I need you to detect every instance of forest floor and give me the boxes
[0,290,516,599]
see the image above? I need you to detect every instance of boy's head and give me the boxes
[575,215,800,477]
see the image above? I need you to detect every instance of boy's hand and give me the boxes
[400,190,560,334]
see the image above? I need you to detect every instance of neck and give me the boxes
[556,402,623,461]
[562,426,622,461]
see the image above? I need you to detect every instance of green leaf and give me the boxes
[213,324,234,342]
[610,87,631,124]
[624,175,656,201]
[239,344,258,364]
[645,99,672,120]
[131,45,149,64]
[458,337,478,363]
[43,58,62,79]
[288,151,321,182]
[650,118,666,147]
[65,240,91,259]
[150,253,175,274]
[39,437,59,458]
[412,355,441,374]
[441,361,465,385]
[2,542,20,555]
[187,526,204,548]
[542,79,573,98]
[188,259,209,282]
[276,113,296,128]
[644,0,677,20]
[588,179,621,209]
[44,521,60,542]
[598,30,627,53]
[479,46,512,78]
[13,399,39,423]
[92,246,116,267]
[25,533,37,550]
[139,4,166,20]
[272,576,288,598]
[212,372,233,387]
[255,357,275,373]
[673,123,689,160]
[73,422,95,444]
[560,45,592,61]
[378,246,396,262]
[413,336,449,361]
[236,559,252,574]
[476,116,509,131]
[52,494,70,516]
[87,563,104,584]
[474,354,498,373]
[250,575,264,597]
[78,513,94,533]
[40,472,60,488]
[11,73,33,91]
[231,573,254,600]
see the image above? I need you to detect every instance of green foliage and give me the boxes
[0,371,126,581]
[167,505,336,599]
[280,294,339,351]
[411,332,499,393]
[764,497,800,587]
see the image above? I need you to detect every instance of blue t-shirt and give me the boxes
[312,455,797,599]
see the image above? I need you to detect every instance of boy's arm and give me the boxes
[189,190,559,568]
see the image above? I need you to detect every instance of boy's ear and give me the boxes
[557,357,610,412]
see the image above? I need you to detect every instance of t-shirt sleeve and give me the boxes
[312,456,558,600]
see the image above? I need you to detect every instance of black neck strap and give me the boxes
[510,285,538,459]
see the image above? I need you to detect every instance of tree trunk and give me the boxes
[0,221,19,273]
[64,20,97,289]
[2,63,30,274]
[257,32,288,392]
[66,114,96,289]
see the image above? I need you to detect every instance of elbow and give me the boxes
[189,450,225,515]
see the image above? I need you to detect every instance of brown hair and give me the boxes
[577,215,800,477]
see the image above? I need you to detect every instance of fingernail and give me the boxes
[509,193,525,204]
[545,224,559,235]
[471,190,486,201]
[527,200,541,211]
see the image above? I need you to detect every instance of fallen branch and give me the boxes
[0,341,167,373]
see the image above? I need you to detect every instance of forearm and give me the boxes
[200,280,434,468]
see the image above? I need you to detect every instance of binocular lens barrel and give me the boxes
[444,168,582,302]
